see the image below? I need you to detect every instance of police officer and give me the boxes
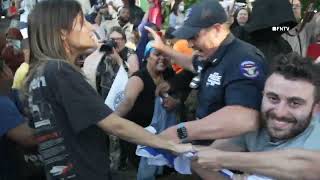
[146,0,268,143]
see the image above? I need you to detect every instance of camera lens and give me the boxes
[99,39,117,54]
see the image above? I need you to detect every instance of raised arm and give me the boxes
[145,26,195,72]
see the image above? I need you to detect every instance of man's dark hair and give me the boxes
[128,0,136,7]
[270,52,320,102]
[171,0,182,16]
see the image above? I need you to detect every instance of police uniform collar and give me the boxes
[206,33,235,66]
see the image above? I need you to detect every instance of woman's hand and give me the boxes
[163,95,180,111]
[155,81,170,96]
[169,141,195,154]
[110,48,123,66]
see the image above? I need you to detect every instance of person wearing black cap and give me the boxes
[146,0,267,144]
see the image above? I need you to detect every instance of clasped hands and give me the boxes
[159,129,225,172]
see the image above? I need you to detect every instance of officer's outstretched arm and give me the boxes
[145,26,195,73]
[186,105,259,140]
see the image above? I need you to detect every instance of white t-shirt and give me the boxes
[106,0,123,9]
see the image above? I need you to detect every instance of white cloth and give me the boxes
[76,0,91,15]
[137,127,275,179]
[247,175,273,180]
[2,0,10,10]
[82,49,105,90]
[104,65,128,110]
[136,126,195,174]
[20,28,28,39]
[20,0,37,22]
[106,0,123,9]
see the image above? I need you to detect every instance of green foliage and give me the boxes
[184,0,200,10]
[183,0,320,11]
[299,0,319,11]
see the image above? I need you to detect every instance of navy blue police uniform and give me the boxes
[193,33,268,119]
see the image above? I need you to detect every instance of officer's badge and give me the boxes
[240,61,259,78]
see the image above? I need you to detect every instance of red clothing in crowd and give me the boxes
[307,42,320,60]
[8,6,18,16]
[148,0,163,28]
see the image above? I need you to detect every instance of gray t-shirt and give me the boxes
[232,116,320,151]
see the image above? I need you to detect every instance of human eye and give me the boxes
[290,101,300,108]
[288,99,304,108]
[267,94,279,104]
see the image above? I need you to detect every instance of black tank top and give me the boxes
[125,68,156,127]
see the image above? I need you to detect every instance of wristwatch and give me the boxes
[177,123,188,143]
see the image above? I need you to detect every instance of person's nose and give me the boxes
[273,102,290,119]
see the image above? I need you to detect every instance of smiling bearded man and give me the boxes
[191,52,320,180]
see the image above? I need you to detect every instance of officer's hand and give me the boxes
[159,126,180,143]
[145,26,166,51]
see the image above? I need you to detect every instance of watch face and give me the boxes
[177,126,187,140]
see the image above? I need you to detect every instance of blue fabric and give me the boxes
[8,89,24,114]
[136,22,154,66]
[0,96,24,136]
[149,97,179,132]
[137,157,161,180]
[137,97,179,180]
[144,41,156,60]
[19,21,28,29]
[85,13,98,24]
[140,147,176,165]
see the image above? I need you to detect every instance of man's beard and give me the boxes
[261,109,313,142]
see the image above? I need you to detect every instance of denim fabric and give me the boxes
[137,97,179,180]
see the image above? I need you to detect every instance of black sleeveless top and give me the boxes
[125,68,174,127]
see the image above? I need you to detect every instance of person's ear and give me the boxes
[211,23,223,33]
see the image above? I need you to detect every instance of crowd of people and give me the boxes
[1,0,320,180]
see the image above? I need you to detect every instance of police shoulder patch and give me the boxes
[240,60,259,78]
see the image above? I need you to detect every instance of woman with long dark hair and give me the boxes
[168,0,185,29]
[23,0,192,179]
[230,7,250,39]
